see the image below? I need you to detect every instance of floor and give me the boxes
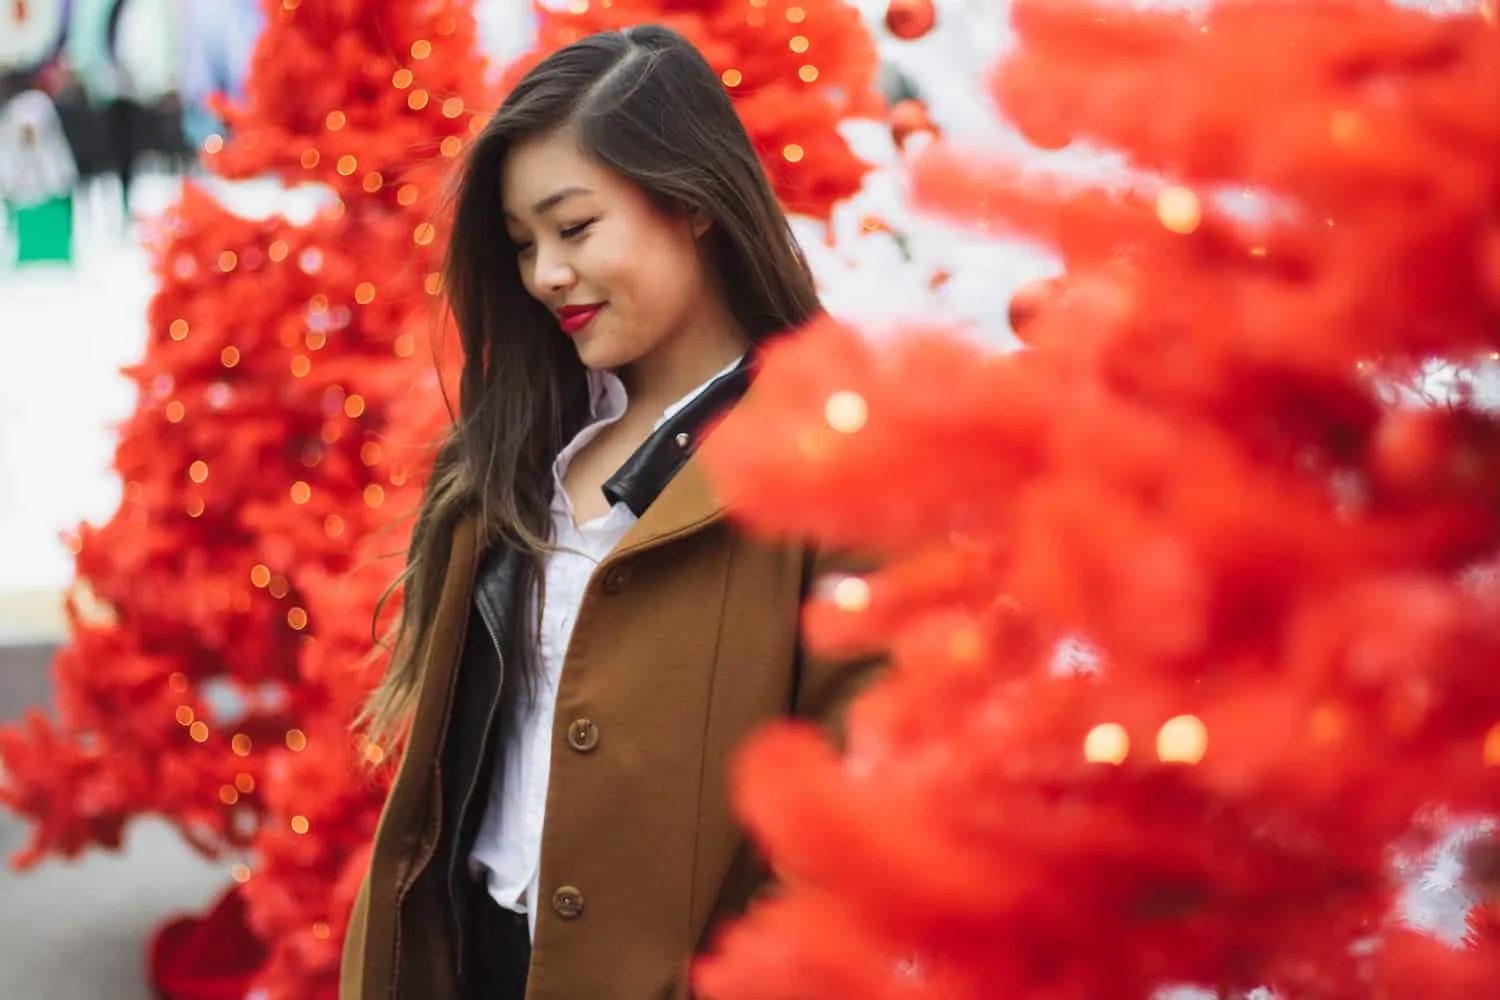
[0,643,229,1000]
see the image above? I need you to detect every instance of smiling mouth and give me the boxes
[557,304,603,335]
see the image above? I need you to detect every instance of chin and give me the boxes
[571,331,645,373]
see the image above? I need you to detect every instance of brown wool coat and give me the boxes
[340,457,878,1000]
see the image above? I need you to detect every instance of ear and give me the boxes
[690,209,713,239]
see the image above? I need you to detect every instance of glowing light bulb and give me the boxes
[1157,715,1208,764]
[832,576,871,612]
[824,390,868,433]
[1483,722,1500,765]
[1156,187,1201,235]
[1084,723,1130,764]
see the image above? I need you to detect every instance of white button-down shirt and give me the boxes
[468,358,742,941]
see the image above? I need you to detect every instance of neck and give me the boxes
[620,307,748,416]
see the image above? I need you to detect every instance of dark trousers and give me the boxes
[469,893,531,1000]
[105,98,141,210]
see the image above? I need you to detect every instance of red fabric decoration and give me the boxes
[695,1,1500,997]
[508,0,885,223]
[148,886,268,1000]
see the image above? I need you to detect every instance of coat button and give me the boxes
[674,432,690,448]
[552,885,585,920]
[601,565,631,594]
[566,717,599,752]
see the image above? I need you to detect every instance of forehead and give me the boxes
[501,130,612,219]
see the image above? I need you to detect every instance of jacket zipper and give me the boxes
[447,605,507,987]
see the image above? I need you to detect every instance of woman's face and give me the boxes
[502,130,716,373]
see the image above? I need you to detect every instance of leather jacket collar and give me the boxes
[600,354,755,517]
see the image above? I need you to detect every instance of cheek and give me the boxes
[612,236,704,311]
[516,256,542,301]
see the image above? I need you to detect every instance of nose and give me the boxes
[532,244,575,295]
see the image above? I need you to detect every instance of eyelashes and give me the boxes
[511,218,596,255]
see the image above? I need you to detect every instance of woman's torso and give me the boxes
[341,363,822,1000]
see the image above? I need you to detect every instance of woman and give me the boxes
[341,25,878,1000]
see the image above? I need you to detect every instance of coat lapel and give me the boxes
[612,455,726,561]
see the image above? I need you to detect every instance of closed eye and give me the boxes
[561,219,596,240]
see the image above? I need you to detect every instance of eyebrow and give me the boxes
[505,186,593,220]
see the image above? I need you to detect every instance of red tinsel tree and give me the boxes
[511,0,885,223]
[696,1,1500,998]
[0,3,490,998]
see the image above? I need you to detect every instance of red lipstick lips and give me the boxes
[557,303,603,335]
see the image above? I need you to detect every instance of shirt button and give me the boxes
[566,717,599,753]
[600,565,631,594]
[552,885,585,920]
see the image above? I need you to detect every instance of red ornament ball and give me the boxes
[889,98,937,150]
[885,0,937,41]
[1015,111,1075,152]
[1007,275,1065,342]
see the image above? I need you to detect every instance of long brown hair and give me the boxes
[360,25,821,745]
